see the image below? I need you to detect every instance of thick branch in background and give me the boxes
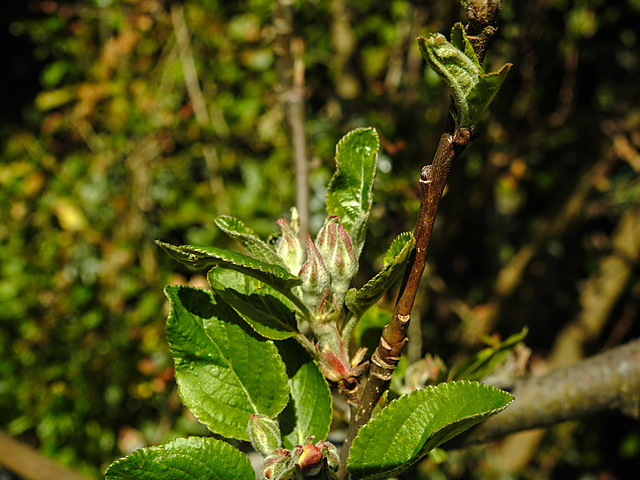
[274,0,310,240]
[0,431,94,480]
[491,197,640,469]
[338,2,504,474]
[464,338,640,445]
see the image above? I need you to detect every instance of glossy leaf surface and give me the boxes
[105,436,255,480]
[165,285,289,441]
[325,128,379,257]
[277,340,333,448]
[347,381,513,480]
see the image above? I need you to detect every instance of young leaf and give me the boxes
[325,128,379,257]
[347,381,513,480]
[207,267,298,340]
[417,23,511,130]
[345,232,415,318]
[165,285,289,441]
[156,241,306,314]
[452,327,528,381]
[105,436,255,480]
[214,215,284,266]
[277,340,333,449]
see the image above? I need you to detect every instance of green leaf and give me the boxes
[346,232,415,318]
[156,241,305,312]
[277,340,333,448]
[452,327,528,381]
[325,128,379,257]
[207,267,298,340]
[347,381,513,480]
[105,436,255,480]
[417,23,511,130]
[165,285,289,441]
[382,231,415,267]
[214,215,284,266]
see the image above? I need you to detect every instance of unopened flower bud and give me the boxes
[293,443,323,475]
[315,215,340,262]
[298,237,331,313]
[276,210,304,275]
[248,414,282,456]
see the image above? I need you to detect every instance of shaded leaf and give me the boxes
[452,327,528,381]
[347,381,513,480]
[277,339,333,448]
[156,240,307,314]
[207,267,298,340]
[165,285,289,441]
[105,436,255,480]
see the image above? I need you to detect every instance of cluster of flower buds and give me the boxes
[315,216,358,307]
[260,437,340,480]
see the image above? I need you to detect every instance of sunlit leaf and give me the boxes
[105,436,254,480]
[165,285,289,441]
[347,381,513,480]
[326,128,379,257]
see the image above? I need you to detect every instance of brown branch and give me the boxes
[274,0,310,240]
[338,4,504,475]
[463,338,640,445]
[0,430,95,480]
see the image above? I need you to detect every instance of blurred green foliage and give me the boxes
[1,0,639,478]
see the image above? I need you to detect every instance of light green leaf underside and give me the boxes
[346,232,415,317]
[277,340,333,448]
[165,285,289,441]
[214,215,284,267]
[105,436,255,480]
[417,22,511,130]
[325,127,379,257]
[207,267,298,340]
[347,381,513,480]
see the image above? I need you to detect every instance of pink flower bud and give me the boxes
[294,444,323,474]
[315,216,358,307]
[298,237,331,312]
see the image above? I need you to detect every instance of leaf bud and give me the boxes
[248,414,282,456]
[316,440,340,472]
[298,237,331,313]
[261,448,295,480]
